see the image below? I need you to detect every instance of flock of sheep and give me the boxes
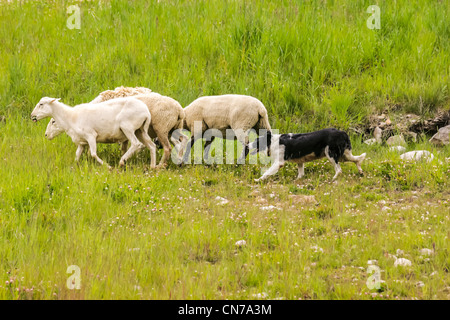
[31,86,272,169]
[33,86,444,181]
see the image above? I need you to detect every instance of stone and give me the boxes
[420,248,433,256]
[400,150,434,163]
[373,126,382,143]
[386,135,406,146]
[364,138,377,145]
[429,125,450,146]
[394,258,412,267]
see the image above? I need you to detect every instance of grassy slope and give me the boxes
[0,0,449,299]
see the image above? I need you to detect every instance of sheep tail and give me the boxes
[176,109,186,132]
[258,107,272,132]
[142,113,151,134]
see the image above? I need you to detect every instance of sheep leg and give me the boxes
[86,137,105,166]
[177,133,189,160]
[136,130,157,169]
[170,137,180,152]
[75,144,85,162]
[120,141,129,156]
[203,136,216,163]
[155,133,171,168]
[119,126,145,167]
[236,130,250,164]
[181,134,201,165]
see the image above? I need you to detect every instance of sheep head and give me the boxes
[45,118,64,140]
[31,97,60,122]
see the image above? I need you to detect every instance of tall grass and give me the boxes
[0,0,449,131]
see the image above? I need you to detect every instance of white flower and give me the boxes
[215,196,229,205]
[260,205,281,211]
[235,240,247,247]
[311,245,324,253]
[419,248,433,256]
[394,258,412,267]
[252,292,268,299]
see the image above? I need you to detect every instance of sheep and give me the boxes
[182,94,272,164]
[32,97,157,167]
[90,86,153,103]
[92,92,188,167]
[45,109,132,156]
[46,88,189,167]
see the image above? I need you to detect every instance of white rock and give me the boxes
[396,249,404,256]
[367,260,378,265]
[235,240,247,247]
[215,196,229,205]
[420,248,433,256]
[311,245,324,253]
[394,258,412,267]
[374,127,382,142]
[260,205,281,211]
[364,138,377,145]
[429,125,450,146]
[400,150,434,163]
[387,135,406,146]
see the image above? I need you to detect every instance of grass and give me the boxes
[0,0,449,300]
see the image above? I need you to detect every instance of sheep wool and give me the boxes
[91,88,188,166]
[182,94,272,163]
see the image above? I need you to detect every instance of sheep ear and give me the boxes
[50,98,61,103]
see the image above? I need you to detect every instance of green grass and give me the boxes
[1,0,449,128]
[0,0,449,300]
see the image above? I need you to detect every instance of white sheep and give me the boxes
[46,88,188,167]
[182,94,272,163]
[32,97,157,167]
[90,86,153,103]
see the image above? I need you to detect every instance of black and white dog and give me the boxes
[249,128,366,181]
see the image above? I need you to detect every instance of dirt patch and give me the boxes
[355,109,450,140]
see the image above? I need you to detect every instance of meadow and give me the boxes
[0,0,449,300]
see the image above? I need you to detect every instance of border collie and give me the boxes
[249,128,366,181]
